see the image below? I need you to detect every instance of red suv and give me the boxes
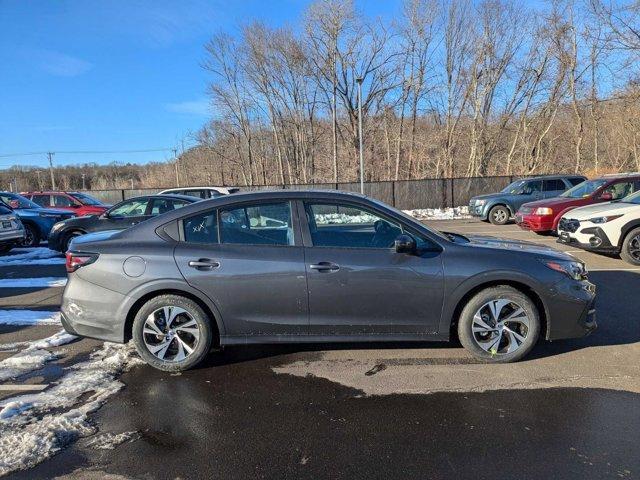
[516,174,640,234]
[22,191,109,216]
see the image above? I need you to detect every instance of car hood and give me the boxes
[562,201,640,220]
[458,233,577,261]
[470,192,511,202]
[15,207,72,217]
[520,196,580,210]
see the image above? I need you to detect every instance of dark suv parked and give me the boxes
[469,175,586,225]
[61,190,596,372]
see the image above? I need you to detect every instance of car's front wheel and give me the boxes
[132,294,214,372]
[457,286,540,363]
[488,205,510,225]
[20,223,40,247]
[620,227,640,266]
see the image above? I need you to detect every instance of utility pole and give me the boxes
[81,173,86,190]
[36,170,42,190]
[47,152,56,190]
[356,77,364,194]
[173,148,179,187]
[130,178,134,190]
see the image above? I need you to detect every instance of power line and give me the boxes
[0,147,175,159]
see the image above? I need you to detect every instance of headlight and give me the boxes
[475,199,486,206]
[534,207,554,215]
[589,214,623,224]
[540,259,587,280]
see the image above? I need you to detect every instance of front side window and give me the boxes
[602,181,634,200]
[220,202,294,246]
[108,199,149,218]
[184,210,218,244]
[523,181,542,193]
[306,203,403,249]
[53,194,76,207]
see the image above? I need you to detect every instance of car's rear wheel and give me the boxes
[132,294,214,372]
[0,244,12,254]
[20,223,40,247]
[620,227,640,266]
[488,205,510,225]
[457,286,540,363]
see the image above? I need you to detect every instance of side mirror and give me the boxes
[394,234,417,255]
[599,192,613,201]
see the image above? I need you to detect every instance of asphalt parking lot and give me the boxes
[1,218,638,480]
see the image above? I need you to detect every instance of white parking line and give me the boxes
[589,267,640,272]
[0,384,48,392]
[0,277,67,288]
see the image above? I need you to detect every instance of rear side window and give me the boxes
[31,195,51,207]
[543,179,566,191]
[220,202,294,246]
[184,210,218,244]
[149,198,190,215]
[568,177,585,186]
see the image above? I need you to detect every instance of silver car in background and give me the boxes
[0,202,25,253]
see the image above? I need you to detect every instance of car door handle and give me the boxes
[309,262,340,272]
[188,259,221,270]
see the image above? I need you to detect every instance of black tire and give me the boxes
[62,230,84,252]
[132,294,214,372]
[488,205,510,225]
[620,227,640,266]
[20,223,40,247]
[457,286,541,363]
[0,244,12,254]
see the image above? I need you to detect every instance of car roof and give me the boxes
[518,174,586,181]
[120,193,202,202]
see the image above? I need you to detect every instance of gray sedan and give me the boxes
[60,190,596,371]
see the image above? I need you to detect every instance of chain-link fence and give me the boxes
[82,175,521,209]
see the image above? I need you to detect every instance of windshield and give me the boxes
[0,193,40,209]
[500,180,527,195]
[560,179,607,199]
[71,192,103,206]
[621,190,640,204]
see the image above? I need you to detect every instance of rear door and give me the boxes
[542,178,567,199]
[173,200,309,337]
[301,201,444,336]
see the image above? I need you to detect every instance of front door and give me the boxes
[174,200,309,337]
[301,201,444,336]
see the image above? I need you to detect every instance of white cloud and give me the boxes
[165,98,210,116]
[30,49,93,77]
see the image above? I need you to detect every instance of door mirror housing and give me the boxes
[394,234,417,255]
[599,192,613,201]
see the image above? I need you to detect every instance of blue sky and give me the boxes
[0,0,399,169]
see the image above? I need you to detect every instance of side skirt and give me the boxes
[220,333,449,346]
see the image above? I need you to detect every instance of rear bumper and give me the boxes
[515,213,555,232]
[61,274,129,343]
[544,277,597,340]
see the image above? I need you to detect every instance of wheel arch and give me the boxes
[444,277,549,342]
[122,286,224,345]
[487,201,514,216]
[19,218,43,238]
[618,220,640,248]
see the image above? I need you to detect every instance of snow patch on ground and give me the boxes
[0,310,61,326]
[0,277,67,288]
[0,247,65,266]
[404,206,470,220]
[85,431,139,450]
[0,342,143,476]
[0,330,77,384]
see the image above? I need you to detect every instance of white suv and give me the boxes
[558,190,640,265]
[158,186,239,199]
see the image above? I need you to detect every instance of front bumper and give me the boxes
[557,223,619,254]
[468,202,488,219]
[515,213,555,232]
[544,277,597,340]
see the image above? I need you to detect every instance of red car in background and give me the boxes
[515,174,640,234]
[22,191,109,217]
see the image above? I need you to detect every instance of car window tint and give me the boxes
[306,203,403,249]
[184,210,218,244]
[568,177,585,186]
[31,195,51,207]
[543,179,565,191]
[109,199,148,217]
[53,195,75,207]
[220,202,293,246]
[603,181,634,200]
[524,181,542,193]
[149,198,190,215]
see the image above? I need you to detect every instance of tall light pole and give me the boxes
[47,152,56,190]
[173,148,179,187]
[356,77,364,194]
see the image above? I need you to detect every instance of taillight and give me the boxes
[65,251,98,273]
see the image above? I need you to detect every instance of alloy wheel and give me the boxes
[629,234,640,262]
[21,226,35,247]
[471,299,530,355]
[492,209,508,224]
[143,306,201,362]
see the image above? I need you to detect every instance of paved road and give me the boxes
[1,219,639,479]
